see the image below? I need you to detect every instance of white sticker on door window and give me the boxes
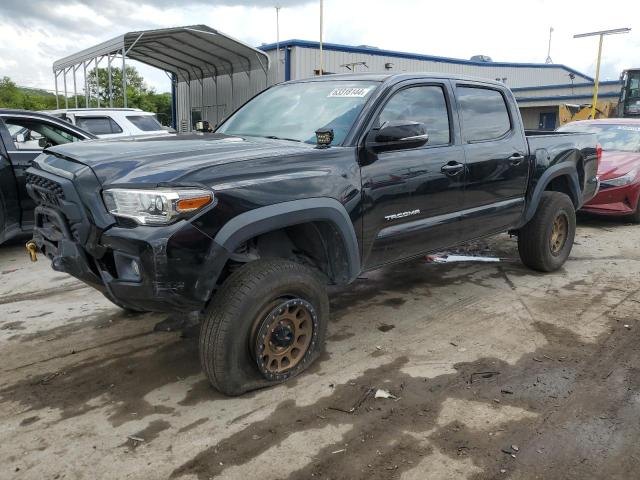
[327,87,372,98]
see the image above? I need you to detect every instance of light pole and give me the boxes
[275,5,281,81]
[574,27,631,118]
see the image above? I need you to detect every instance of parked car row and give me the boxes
[0,109,95,243]
[47,108,173,138]
[0,107,174,243]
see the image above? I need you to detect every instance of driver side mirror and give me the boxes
[38,137,48,148]
[367,120,429,152]
[15,133,25,143]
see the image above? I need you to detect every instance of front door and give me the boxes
[454,84,530,236]
[360,82,466,268]
[0,128,20,241]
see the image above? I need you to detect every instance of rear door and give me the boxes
[360,80,467,268]
[0,114,89,228]
[454,83,529,235]
[74,115,125,138]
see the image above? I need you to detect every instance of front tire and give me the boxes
[518,191,576,272]
[200,259,329,396]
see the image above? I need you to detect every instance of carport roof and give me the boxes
[52,25,270,81]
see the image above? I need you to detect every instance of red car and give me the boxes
[558,118,640,222]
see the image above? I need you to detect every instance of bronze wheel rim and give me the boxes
[550,213,568,255]
[254,298,315,377]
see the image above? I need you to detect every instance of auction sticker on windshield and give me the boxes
[328,87,372,98]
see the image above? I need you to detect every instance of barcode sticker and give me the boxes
[328,87,372,98]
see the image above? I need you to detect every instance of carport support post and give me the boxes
[63,68,69,109]
[229,71,234,113]
[83,61,89,108]
[95,57,100,108]
[213,76,218,125]
[73,65,78,108]
[122,48,127,108]
[108,54,113,108]
[54,71,59,109]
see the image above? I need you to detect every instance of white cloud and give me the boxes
[0,0,638,94]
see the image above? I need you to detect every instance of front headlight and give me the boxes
[102,188,214,225]
[600,170,638,188]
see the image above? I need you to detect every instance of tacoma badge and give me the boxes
[384,209,420,221]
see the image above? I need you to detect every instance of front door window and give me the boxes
[5,118,84,150]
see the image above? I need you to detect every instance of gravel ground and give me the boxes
[1,214,639,480]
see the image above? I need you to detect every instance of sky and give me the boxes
[0,0,638,94]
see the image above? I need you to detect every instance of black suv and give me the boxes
[0,109,94,244]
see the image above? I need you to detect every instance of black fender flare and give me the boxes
[195,198,361,303]
[523,163,581,225]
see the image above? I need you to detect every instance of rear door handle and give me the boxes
[509,153,525,166]
[441,162,464,176]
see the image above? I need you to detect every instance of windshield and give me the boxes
[557,123,640,152]
[216,80,378,145]
[627,72,640,99]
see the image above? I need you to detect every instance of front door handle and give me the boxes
[509,153,525,166]
[441,162,464,176]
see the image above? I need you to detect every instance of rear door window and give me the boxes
[75,116,123,135]
[457,86,512,142]
[126,115,163,131]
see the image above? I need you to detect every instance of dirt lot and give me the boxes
[1,215,640,480]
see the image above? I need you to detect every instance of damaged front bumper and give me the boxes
[26,160,226,313]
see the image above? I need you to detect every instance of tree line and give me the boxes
[0,66,172,125]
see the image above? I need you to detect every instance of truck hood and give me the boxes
[46,133,312,185]
[597,150,640,180]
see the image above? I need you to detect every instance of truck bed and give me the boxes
[525,129,599,209]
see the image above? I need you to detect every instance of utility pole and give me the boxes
[319,0,324,75]
[275,5,281,81]
[545,27,553,64]
[574,27,631,118]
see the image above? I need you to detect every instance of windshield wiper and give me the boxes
[264,135,301,142]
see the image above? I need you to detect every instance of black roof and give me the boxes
[0,109,67,120]
[0,109,96,138]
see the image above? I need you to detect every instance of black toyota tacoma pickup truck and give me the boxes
[25,73,599,395]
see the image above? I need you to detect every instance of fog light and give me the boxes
[131,259,140,277]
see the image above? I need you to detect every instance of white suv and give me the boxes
[45,108,172,138]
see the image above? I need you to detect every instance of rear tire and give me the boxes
[200,259,329,396]
[518,192,576,272]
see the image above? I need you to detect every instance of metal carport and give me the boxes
[52,25,270,129]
